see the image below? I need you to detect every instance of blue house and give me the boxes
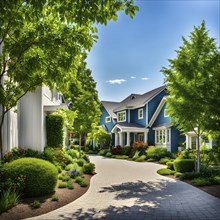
[100,86,184,152]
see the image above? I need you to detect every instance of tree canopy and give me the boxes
[0,0,139,157]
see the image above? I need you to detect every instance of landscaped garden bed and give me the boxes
[0,146,95,219]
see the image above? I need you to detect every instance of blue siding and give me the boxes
[100,107,115,132]
[148,90,167,122]
[148,128,155,146]
[171,127,185,152]
[130,106,146,126]
[153,103,170,127]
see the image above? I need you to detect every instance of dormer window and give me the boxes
[106,116,111,123]
[164,107,169,117]
[138,108,143,119]
[117,111,126,122]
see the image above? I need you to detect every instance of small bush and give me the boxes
[62,175,70,182]
[157,168,175,175]
[114,155,129,160]
[147,158,156,162]
[159,158,170,164]
[68,168,82,178]
[146,146,170,160]
[106,152,112,157]
[51,194,59,201]
[111,145,122,155]
[121,146,132,156]
[58,182,67,188]
[166,161,174,170]
[212,176,220,184]
[99,150,108,156]
[76,159,86,167]
[67,181,74,189]
[135,155,146,162]
[3,158,58,197]
[56,166,62,173]
[180,172,201,180]
[192,177,212,186]
[174,159,195,173]
[132,151,140,161]
[83,163,95,174]
[75,176,88,187]
[32,200,41,209]
[174,172,182,178]
[0,189,20,214]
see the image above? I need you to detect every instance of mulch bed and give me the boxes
[0,175,92,220]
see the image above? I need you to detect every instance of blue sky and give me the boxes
[87,0,219,102]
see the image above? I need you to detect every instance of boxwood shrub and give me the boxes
[3,158,58,197]
[174,159,195,173]
[166,161,174,170]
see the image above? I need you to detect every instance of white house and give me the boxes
[1,86,67,156]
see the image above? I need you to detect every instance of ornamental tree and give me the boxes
[161,21,220,172]
[0,0,139,158]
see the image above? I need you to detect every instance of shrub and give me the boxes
[180,172,201,180]
[212,176,220,184]
[32,200,41,209]
[56,165,62,173]
[0,189,20,214]
[3,158,58,197]
[67,149,80,159]
[58,182,67,188]
[99,150,108,156]
[121,146,132,156]
[68,168,83,178]
[192,177,212,186]
[75,176,88,187]
[132,151,140,161]
[174,159,195,173]
[67,181,74,189]
[159,158,170,164]
[114,155,129,160]
[147,158,156,162]
[146,146,170,160]
[111,145,122,155]
[106,152,112,157]
[46,114,64,148]
[174,172,183,178]
[62,175,70,182]
[132,141,147,154]
[51,194,59,201]
[65,164,75,171]
[76,159,86,167]
[157,168,175,175]
[166,161,174,170]
[177,149,196,159]
[135,155,146,162]
[83,163,95,174]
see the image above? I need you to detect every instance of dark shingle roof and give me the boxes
[114,86,166,112]
[101,101,120,119]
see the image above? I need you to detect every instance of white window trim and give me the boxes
[155,128,171,145]
[164,107,169,118]
[105,116,111,123]
[138,108,143,119]
[117,111,126,122]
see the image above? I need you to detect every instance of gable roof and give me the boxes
[114,86,166,112]
[101,101,120,119]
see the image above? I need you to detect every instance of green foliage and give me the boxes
[213,176,220,184]
[161,21,220,134]
[132,151,140,160]
[147,158,156,162]
[66,149,80,159]
[146,146,170,160]
[177,149,196,159]
[0,189,20,214]
[58,182,67,188]
[106,152,112,157]
[174,172,183,178]
[75,176,88,187]
[159,158,171,164]
[114,155,129,160]
[67,181,74,190]
[166,161,174,170]
[32,200,41,209]
[3,158,58,197]
[99,150,109,156]
[121,146,132,156]
[65,164,75,171]
[76,159,86,167]
[180,172,201,180]
[51,194,59,201]
[157,168,175,175]
[46,115,64,148]
[174,159,195,173]
[83,163,95,174]
[192,177,212,186]
[135,155,146,162]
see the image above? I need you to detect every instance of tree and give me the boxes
[161,21,220,172]
[65,58,101,146]
[0,0,139,158]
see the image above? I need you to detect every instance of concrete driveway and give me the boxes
[27,155,220,220]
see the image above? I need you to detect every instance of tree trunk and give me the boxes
[0,106,5,160]
[196,127,201,173]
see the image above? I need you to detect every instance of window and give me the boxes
[105,116,111,123]
[164,107,169,117]
[138,108,143,119]
[155,129,170,144]
[117,111,126,122]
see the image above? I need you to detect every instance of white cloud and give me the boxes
[130,76,136,79]
[105,79,126,84]
[141,77,149,80]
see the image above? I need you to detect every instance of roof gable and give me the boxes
[101,101,120,119]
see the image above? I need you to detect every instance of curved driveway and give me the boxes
[27,155,220,220]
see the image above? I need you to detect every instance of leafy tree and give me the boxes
[161,21,220,172]
[65,58,101,146]
[0,0,139,158]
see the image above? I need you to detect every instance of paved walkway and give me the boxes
[27,155,220,220]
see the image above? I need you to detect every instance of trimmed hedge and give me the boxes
[3,158,58,197]
[157,168,175,175]
[166,161,174,170]
[174,159,195,173]
[46,114,64,147]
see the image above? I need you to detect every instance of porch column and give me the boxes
[115,133,119,146]
[119,132,123,146]
[126,132,130,146]
[185,135,189,149]
[144,131,148,144]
